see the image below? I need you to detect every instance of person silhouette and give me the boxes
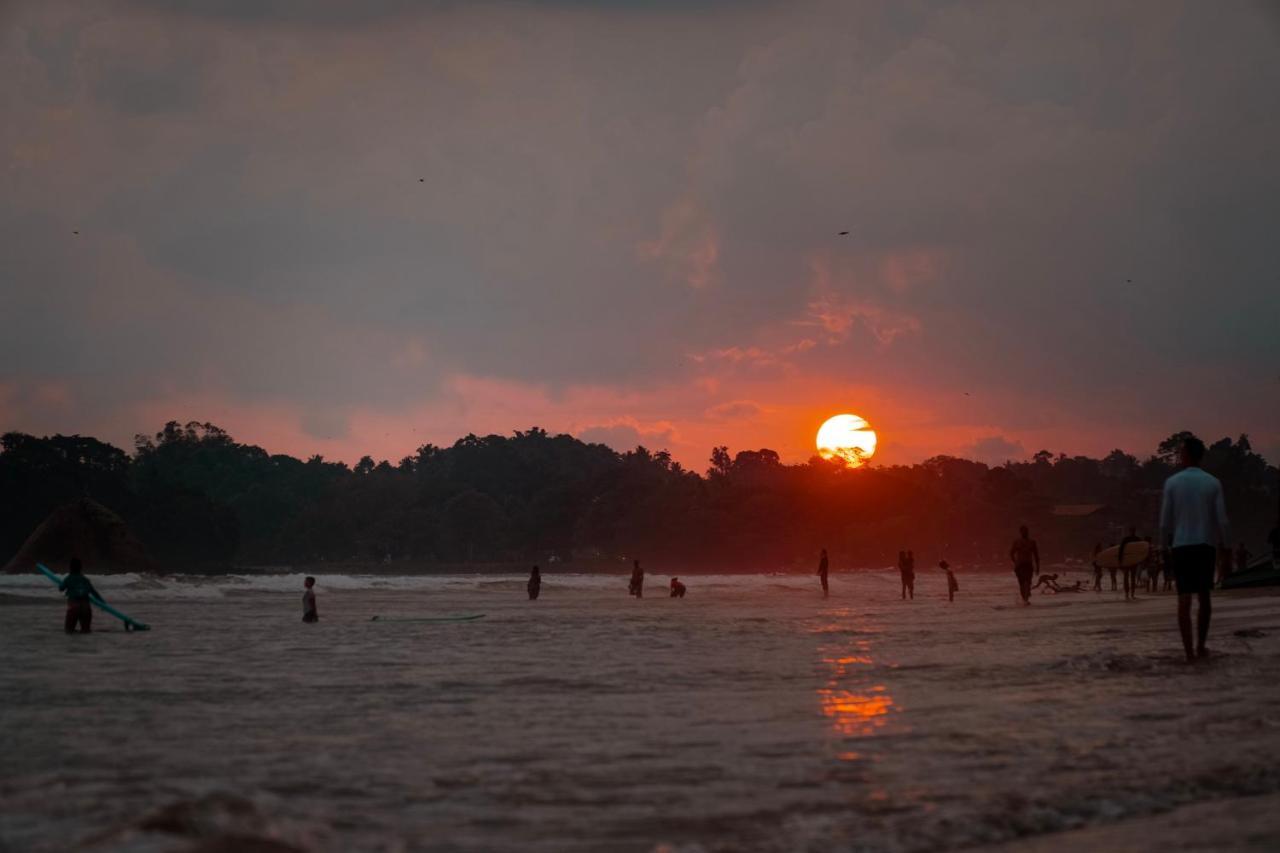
[528,565,542,600]
[669,577,686,598]
[629,560,644,598]
[1160,436,1230,662]
[302,576,318,623]
[1009,526,1040,605]
[817,548,829,598]
[58,557,100,634]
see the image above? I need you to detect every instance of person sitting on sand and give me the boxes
[1009,525,1040,605]
[59,557,100,634]
[940,560,959,602]
[528,565,541,600]
[629,560,644,599]
[302,576,318,623]
[670,577,686,598]
[817,548,829,598]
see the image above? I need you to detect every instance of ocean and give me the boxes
[2,569,1279,852]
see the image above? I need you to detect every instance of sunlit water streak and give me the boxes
[2,570,1279,852]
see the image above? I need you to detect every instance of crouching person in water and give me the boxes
[59,557,100,634]
[302,576,318,623]
[528,565,542,600]
[670,577,687,598]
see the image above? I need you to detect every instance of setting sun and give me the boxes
[816,414,878,468]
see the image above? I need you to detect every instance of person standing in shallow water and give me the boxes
[817,548,829,598]
[527,565,541,600]
[897,550,914,600]
[302,576,318,623]
[940,560,959,602]
[1160,436,1229,662]
[629,560,644,598]
[1009,526,1040,605]
[59,557,100,634]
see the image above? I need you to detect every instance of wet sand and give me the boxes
[1,570,1279,852]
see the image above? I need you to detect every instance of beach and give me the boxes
[2,569,1279,852]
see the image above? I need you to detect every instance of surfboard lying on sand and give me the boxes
[370,614,486,623]
[1092,541,1152,570]
[36,562,151,631]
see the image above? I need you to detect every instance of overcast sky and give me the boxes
[3,0,1278,469]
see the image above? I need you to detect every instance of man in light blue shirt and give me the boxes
[1159,437,1229,662]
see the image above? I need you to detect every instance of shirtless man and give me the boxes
[1009,525,1040,605]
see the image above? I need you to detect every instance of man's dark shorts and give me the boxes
[1172,545,1216,595]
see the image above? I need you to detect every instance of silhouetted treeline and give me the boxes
[1,422,1276,571]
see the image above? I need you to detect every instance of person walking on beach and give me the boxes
[302,576,318,623]
[1159,436,1229,663]
[817,548,830,598]
[59,557,100,634]
[1009,525,1040,605]
[1092,542,1103,592]
[897,550,914,600]
[940,560,959,602]
[528,565,542,600]
[629,560,645,598]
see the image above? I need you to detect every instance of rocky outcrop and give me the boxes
[2,498,159,574]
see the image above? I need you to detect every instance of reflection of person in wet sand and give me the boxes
[1009,526,1040,605]
[1160,437,1230,663]
[817,548,829,598]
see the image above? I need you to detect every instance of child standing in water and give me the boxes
[302,576,318,623]
[59,557,100,634]
[528,565,542,600]
[669,577,686,598]
[940,560,959,602]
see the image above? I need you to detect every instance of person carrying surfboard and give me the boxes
[1009,526,1040,605]
[1159,436,1230,663]
[59,557,101,634]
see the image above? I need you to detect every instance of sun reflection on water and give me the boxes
[814,620,899,740]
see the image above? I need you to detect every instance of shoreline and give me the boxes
[973,791,1280,852]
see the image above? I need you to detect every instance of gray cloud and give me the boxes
[1,0,1277,463]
